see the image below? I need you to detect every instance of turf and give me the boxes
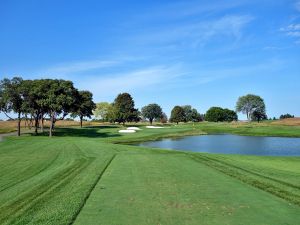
[0,124,299,224]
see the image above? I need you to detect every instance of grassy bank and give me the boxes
[0,124,299,224]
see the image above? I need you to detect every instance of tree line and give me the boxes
[1,77,273,137]
[0,77,96,137]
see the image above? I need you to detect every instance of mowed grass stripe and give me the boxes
[0,139,116,225]
[74,152,300,225]
[68,154,116,225]
[189,154,300,205]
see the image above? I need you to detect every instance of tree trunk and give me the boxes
[49,114,54,137]
[34,115,39,135]
[150,118,153,125]
[17,112,21,137]
[80,116,83,128]
[40,113,44,132]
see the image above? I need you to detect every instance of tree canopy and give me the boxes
[0,77,96,137]
[71,91,96,128]
[170,106,185,124]
[236,94,266,121]
[182,105,202,122]
[205,107,237,122]
[141,103,163,124]
[112,93,139,124]
[93,102,113,122]
[0,77,25,136]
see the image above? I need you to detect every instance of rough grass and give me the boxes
[0,124,299,224]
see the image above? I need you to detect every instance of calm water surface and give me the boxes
[136,134,300,156]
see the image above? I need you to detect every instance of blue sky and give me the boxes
[1,0,300,120]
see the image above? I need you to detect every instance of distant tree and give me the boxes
[223,108,238,122]
[170,106,185,124]
[190,108,202,122]
[112,93,139,125]
[205,107,225,122]
[181,105,202,122]
[141,103,163,125]
[182,105,193,122]
[93,102,113,122]
[251,109,267,122]
[0,77,25,136]
[279,114,294,119]
[205,107,237,122]
[71,91,96,128]
[236,94,266,121]
[159,112,168,123]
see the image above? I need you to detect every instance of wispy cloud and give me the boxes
[78,65,187,98]
[41,60,118,76]
[280,23,300,43]
[39,55,147,77]
[132,14,253,48]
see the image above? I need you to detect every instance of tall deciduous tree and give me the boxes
[170,106,185,124]
[0,77,25,136]
[236,94,266,121]
[141,103,163,125]
[71,91,96,128]
[112,93,139,125]
[93,102,113,122]
[44,79,78,137]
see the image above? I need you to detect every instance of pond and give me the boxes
[135,134,300,156]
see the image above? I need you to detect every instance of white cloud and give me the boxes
[78,65,187,98]
[280,23,300,42]
[132,14,253,48]
[42,60,119,76]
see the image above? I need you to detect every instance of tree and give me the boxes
[279,114,294,119]
[112,93,138,125]
[182,105,193,122]
[236,94,266,121]
[93,102,113,122]
[170,106,185,124]
[181,105,202,122]
[205,107,225,122]
[43,79,78,137]
[71,91,96,128]
[22,79,50,134]
[159,112,168,123]
[205,107,237,122]
[251,108,267,122]
[223,108,238,122]
[0,77,25,136]
[141,103,163,125]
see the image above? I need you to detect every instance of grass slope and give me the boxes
[0,124,299,224]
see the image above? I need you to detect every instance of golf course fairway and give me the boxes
[0,124,299,225]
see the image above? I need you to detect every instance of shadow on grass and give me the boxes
[32,126,121,138]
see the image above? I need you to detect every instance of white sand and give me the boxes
[127,127,142,130]
[118,130,136,133]
[146,126,164,129]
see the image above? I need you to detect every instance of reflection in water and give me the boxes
[136,134,300,156]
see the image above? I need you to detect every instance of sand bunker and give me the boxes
[146,126,164,129]
[127,127,142,130]
[118,130,136,133]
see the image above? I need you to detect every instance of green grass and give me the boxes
[0,123,299,224]
[194,122,300,137]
